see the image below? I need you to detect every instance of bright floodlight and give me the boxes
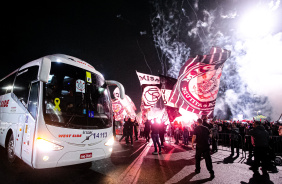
[239,8,273,37]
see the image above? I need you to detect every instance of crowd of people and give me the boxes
[117,116,282,177]
[118,116,139,146]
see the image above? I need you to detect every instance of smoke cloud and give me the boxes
[151,0,282,121]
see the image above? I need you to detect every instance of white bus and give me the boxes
[0,54,125,169]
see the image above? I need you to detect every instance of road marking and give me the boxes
[129,143,147,157]
[117,142,152,184]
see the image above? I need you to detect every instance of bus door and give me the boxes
[21,82,39,166]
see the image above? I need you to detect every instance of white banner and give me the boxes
[136,71,160,85]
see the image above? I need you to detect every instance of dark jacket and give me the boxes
[144,120,151,132]
[128,121,134,135]
[210,124,219,139]
[123,120,129,135]
[249,125,269,147]
[231,126,240,140]
[151,122,160,134]
[159,123,166,134]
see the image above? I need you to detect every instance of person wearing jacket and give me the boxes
[151,118,162,155]
[126,117,134,146]
[133,118,139,141]
[144,118,151,143]
[230,123,240,156]
[159,121,166,147]
[183,125,189,146]
[210,122,219,152]
[192,118,215,179]
[119,116,129,143]
[249,121,269,172]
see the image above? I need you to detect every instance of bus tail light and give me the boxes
[104,136,115,146]
[36,138,64,152]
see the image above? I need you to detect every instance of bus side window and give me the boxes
[0,73,17,96]
[28,82,39,119]
[13,66,39,107]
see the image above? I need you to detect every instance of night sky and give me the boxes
[3,1,282,120]
[3,1,159,111]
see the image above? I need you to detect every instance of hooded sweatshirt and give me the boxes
[249,125,269,147]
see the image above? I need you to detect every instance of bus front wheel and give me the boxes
[7,134,17,163]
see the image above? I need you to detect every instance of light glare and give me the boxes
[239,8,274,37]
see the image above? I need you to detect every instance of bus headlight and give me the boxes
[104,136,115,146]
[36,138,64,152]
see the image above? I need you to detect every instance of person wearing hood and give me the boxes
[249,121,269,173]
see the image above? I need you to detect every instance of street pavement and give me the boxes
[92,135,282,184]
[0,135,281,184]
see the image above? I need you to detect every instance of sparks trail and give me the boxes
[136,39,152,74]
[185,0,208,53]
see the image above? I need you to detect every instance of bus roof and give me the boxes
[23,54,104,79]
[1,54,105,82]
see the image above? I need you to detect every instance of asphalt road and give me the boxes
[0,136,281,184]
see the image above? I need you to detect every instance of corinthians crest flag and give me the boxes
[136,71,161,109]
[169,47,231,117]
[112,99,125,121]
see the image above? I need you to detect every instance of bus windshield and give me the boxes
[43,62,112,129]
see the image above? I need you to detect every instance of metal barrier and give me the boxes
[216,134,282,160]
[217,133,244,155]
[244,135,282,156]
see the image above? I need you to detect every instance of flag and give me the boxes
[159,75,182,122]
[169,47,231,117]
[136,71,160,85]
[166,106,182,123]
[112,99,125,121]
[159,75,177,107]
[136,71,161,109]
[113,87,136,119]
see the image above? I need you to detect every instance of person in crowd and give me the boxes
[174,121,180,144]
[151,118,162,155]
[249,121,269,173]
[126,117,134,146]
[159,121,166,148]
[144,118,151,143]
[279,125,282,136]
[245,124,254,163]
[202,116,212,129]
[192,118,215,179]
[271,123,279,136]
[133,117,139,141]
[239,123,246,140]
[139,122,145,138]
[119,117,129,143]
[210,122,219,152]
[230,123,240,156]
[183,125,189,146]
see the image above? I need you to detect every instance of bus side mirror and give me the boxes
[38,57,51,83]
[105,80,125,99]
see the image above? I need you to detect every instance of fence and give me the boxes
[217,133,244,155]
[217,133,282,162]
